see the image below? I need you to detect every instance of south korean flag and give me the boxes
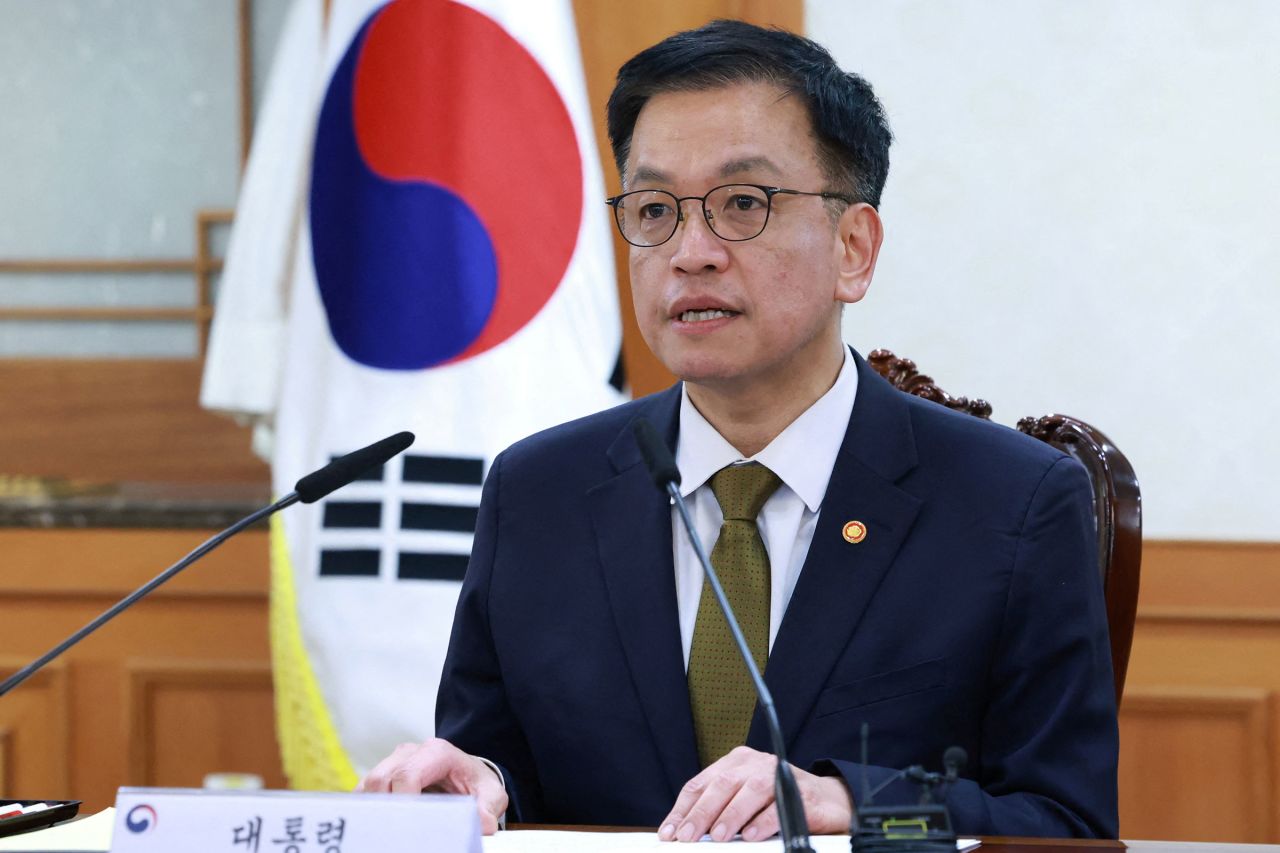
[203,0,624,789]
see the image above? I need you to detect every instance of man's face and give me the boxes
[624,81,870,395]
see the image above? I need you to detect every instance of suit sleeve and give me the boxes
[821,455,1120,838]
[434,450,544,821]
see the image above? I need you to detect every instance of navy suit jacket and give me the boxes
[436,351,1119,837]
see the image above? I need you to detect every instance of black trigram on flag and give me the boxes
[315,452,484,582]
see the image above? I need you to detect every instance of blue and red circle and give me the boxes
[125,804,157,833]
[311,0,583,369]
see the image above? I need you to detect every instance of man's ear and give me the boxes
[834,203,883,305]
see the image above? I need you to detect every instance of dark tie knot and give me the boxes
[710,462,783,521]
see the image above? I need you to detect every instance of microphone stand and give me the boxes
[666,479,815,852]
[633,418,813,852]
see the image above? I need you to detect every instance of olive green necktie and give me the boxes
[687,462,783,768]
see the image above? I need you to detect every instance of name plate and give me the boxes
[110,787,481,853]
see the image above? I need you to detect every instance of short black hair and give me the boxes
[606,19,892,208]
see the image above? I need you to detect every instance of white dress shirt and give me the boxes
[672,348,859,669]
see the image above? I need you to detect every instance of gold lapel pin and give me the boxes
[842,520,867,544]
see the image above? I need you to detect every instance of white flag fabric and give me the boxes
[203,0,624,789]
[201,0,322,431]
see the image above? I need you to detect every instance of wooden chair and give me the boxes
[867,349,1142,702]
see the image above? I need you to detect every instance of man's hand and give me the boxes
[355,738,508,835]
[659,746,853,842]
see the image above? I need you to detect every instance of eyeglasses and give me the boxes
[605,183,855,248]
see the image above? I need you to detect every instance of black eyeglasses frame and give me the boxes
[604,183,857,248]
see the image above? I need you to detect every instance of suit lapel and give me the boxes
[588,386,701,797]
[748,351,923,752]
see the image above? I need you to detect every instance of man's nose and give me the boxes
[669,200,728,273]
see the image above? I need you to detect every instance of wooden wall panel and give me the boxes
[1119,689,1273,843]
[0,727,10,796]
[127,662,285,790]
[0,360,267,484]
[1119,541,1280,842]
[0,528,272,811]
[1134,541,1280,619]
[3,527,266,600]
[0,662,70,800]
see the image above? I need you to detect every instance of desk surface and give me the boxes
[4,817,1280,853]
[511,828,1280,853]
[985,838,1278,853]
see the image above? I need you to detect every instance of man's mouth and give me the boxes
[677,308,738,322]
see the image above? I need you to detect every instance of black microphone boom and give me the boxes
[0,431,415,700]
[630,418,814,853]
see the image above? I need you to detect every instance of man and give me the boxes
[357,20,1118,841]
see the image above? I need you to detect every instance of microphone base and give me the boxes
[851,803,956,853]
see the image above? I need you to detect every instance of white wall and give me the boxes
[0,0,288,358]
[811,1,1279,540]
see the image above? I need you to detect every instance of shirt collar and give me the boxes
[675,347,859,512]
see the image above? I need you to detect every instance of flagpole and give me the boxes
[238,0,253,166]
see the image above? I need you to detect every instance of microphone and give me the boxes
[630,418,813,853]
[943,747,967,784]
[872,747,966,803]
[852,731,964,853]
[296,431,414,503]
[633,420,681,490]
[0,431,415,699]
